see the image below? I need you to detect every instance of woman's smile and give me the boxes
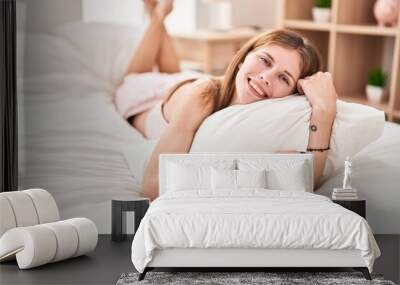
[246,77,269,99]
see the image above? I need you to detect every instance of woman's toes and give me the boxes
[155,0,174,20]
[143,0,158,16]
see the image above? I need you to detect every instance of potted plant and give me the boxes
[312,0,332,23]
[366,68,388,104]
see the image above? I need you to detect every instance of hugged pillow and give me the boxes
[190,96,385,181]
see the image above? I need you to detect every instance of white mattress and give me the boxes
[131,190,380,273]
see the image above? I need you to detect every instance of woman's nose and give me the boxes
[258,71,272,86]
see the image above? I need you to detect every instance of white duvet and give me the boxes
[131,190,380,273]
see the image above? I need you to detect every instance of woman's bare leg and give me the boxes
[123,0,174,76]
[145,0,180,73]
[123,17,163,75]
[157,24,181,73]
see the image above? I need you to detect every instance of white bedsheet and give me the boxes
[131,190,380,273]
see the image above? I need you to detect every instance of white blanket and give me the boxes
[131,190,380,273]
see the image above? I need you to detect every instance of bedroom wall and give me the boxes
[19,0,82,34]
[19,0,279,34]
[196,0,279,31]
[82,0,145,26]
[231,0,279,29]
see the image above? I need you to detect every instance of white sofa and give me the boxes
[0,189,98,269]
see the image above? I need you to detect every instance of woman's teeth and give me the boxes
[249,80,265,97]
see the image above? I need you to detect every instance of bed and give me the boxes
[20,21,400,236]
[19,22,146,234]
[131,153,380,280]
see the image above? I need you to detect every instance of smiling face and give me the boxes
[231,44,302,105]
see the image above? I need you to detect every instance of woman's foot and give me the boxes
[143,0,157,18]
[153,0,174,21]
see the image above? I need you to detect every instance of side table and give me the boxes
[332,199,366,219]
[172,28,258,75]
[111,196,149,242]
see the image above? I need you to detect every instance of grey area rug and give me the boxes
[116,271,396,285]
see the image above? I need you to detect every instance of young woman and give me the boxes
[114,0,338,201]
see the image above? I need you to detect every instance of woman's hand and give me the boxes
[298,72,339,188]
[166,78,216,133]
[297,72,338,119]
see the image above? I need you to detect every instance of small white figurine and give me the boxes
[343,156,352,190]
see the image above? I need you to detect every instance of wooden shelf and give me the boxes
[172,29,257,75]
[280,0,400,122]
[283,20,332,31]
[283,20,399,36]
[340,95,390,113]
[336,25,399,36]
[172,28,258,42]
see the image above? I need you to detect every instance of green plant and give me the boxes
[314,0,331,8]
[368,68,388,87]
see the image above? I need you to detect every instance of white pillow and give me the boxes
[211,168,236,190]
[190,96,385,182]
[238,159,309,191]
[236,169,267,189]
[53,21,145,87]
[167,162,211,192]
[165,159,235,192]
[211,168,267,190]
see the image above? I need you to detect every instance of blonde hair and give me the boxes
[165,29,322,112]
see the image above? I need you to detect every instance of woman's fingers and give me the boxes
[297,79,305,95]
[297,72,337,115]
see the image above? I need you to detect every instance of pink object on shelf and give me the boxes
[373,0,400,27]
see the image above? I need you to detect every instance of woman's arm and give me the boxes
[141,126,195,201]
[307,108,335,188]
[297,72,338,189]
[141,78,216,201]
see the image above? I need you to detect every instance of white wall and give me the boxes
[20,0,82,34]
[165,0,198,33]
[19,0,279,34]
[231,0,279,29]
[82,0,198,34]
[82,0,144,26]
[197,0,279,30]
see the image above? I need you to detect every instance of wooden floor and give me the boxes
[0,235,398,285]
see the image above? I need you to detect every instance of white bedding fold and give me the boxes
[131,190,380,273]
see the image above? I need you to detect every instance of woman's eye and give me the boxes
[260,57,272,67]
[281,75,290,85]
